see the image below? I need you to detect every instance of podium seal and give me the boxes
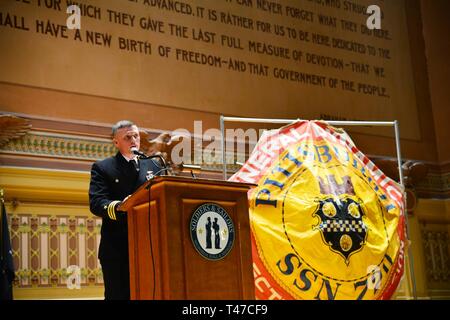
[190,203,235,260]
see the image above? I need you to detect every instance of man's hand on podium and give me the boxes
[117,194,131,213]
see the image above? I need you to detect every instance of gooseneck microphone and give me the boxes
[130,147,146,158]
[130,147,169,175]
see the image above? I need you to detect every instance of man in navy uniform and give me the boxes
[89,120,162,300]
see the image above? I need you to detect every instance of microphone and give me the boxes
[130,147,169,175]
[130,147,146,158]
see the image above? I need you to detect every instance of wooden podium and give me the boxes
[119,176,256,300]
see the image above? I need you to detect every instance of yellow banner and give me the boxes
[231,121,406,300]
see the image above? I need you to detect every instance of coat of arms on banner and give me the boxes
[230,121,406,300]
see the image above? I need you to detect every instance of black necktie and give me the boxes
[130,159,139,173]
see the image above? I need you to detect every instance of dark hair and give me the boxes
[112,120,135,137]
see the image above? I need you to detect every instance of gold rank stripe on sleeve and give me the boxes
[107,202,115,220]
[107,201,121,221]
